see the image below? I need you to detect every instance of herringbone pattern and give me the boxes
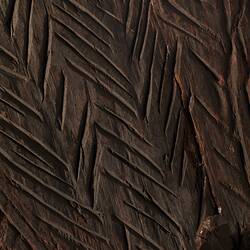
[0,1,249,249]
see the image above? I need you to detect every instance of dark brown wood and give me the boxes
[0,0,250,249]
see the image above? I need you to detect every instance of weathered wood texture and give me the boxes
[0,1,250,249]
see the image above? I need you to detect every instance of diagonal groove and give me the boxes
[0,114,76,186]
[0,147,103,222]
[52,15,133,92]
[67,0,114,38]
[52,2,111,49]
[95,122,164,177]
[104,168,182,235]
[109,148,176,197]
[190,47,224,86]
[0,85,43,121]
[124,200,174,236]
[0,64,27,81]
[95,102,152,146]
[65,56,137,116]
[55,31,134,98]
[145,30,157,122]
[115,214,164,250]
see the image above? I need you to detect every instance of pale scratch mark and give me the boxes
[68,0,114,38]
[145,30,157,123]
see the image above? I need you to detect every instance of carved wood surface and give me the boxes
[0,1,250,249]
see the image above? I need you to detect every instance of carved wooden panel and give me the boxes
[0,1,250,249]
